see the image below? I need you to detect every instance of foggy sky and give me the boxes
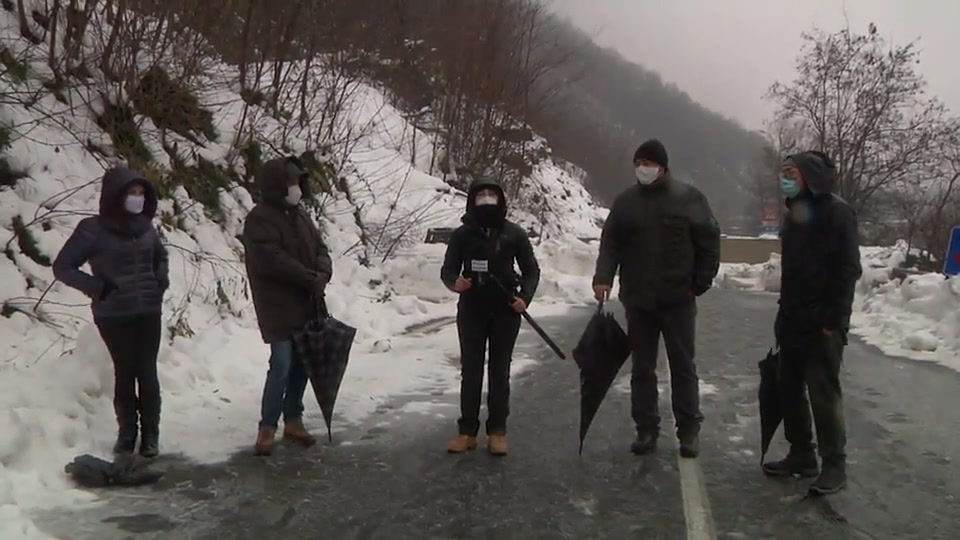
[549,0,960,132]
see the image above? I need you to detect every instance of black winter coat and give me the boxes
[776,192,862,341]
[440,178,540,310]
[242,158,332,343]
[593,175,721,310]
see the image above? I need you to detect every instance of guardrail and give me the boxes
[720,237,781,264]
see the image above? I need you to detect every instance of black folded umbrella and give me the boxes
[572,302,632,454]
[758,348,782,463]
[292,298,358,442]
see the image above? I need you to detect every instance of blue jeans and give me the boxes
[259,340,309,429]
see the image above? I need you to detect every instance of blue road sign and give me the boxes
[943,225,960,276]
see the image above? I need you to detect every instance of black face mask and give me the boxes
[473,204,503,228]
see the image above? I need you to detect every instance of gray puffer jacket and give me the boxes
[53,167,169,320]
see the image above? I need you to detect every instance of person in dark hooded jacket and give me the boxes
[53,167,169,458]
[440,176,540,456]
[242,156,332,457]
[764,151,861,496]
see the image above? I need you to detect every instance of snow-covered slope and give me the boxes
[716,241,960,372]
[0,6,607,538]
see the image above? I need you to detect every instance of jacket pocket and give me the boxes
[658,216,693,268]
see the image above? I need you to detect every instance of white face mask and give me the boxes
[124,195,145,214]
[635,166,660,185]
[285,185,303,206]
[475,195,498,206]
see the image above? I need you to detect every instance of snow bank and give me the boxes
[0,8,603,539]
[715,241,960,371]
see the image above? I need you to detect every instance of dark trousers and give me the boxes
[456,304,522,436]
[626,300,703,437]
[779,330,847,461]
[96,313,163,437]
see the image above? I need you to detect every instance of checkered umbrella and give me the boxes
[291,299,358,442]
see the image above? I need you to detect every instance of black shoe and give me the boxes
[679,433,700,458]
[762,446,819,478]
[113,432,137,455]
[808,460,846,496]
[630,432,658,455]
[139,434,159,458]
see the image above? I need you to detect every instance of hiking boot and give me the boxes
[139,433,159,459]
[809,459,847,496]
[254,426,276,456]
[488,433,508,456]
[446,434,478,454]
[630,432,658,455]
[762,446,819,478]
[113,431,137,455]
[679,433,700,458]
[283,418,317,447]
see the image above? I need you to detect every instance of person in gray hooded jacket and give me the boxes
[54,167,169,458]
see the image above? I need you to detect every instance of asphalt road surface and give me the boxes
[36,289,960,539]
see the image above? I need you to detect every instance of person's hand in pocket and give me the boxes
[99,279,118,300]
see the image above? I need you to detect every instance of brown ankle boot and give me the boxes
[447,434,478,453]
[488,433,508,456]
[254,426,276,456]
[283,419,317,447]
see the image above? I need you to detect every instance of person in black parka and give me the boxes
[54,167,169,458]
[242,156,333,457]
[440,176,540,456]
[592,139,721,459]
[765,151,862,496]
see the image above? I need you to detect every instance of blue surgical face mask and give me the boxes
[779,177,801,198]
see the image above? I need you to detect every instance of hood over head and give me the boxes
[257,156,311,207]
[463,176,508,227]
[783,151,838,196]
[99,167,157,219]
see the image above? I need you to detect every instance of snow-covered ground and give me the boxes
[716,240,960,372]
[0,6,608,539]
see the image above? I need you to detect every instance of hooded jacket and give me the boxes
[593,173,721,310]
[777,151,862,340]
[440,177,540,308]
[242,157,333,343]
[53,167,169,320]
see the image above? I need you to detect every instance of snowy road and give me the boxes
[35,289,960,539]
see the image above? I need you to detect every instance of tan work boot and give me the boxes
[488,433,508,456]
[254,426,276,456]
[446,434,478,453]
[283,418,317,447]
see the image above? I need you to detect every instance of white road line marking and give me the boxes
[678,454,718,540]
